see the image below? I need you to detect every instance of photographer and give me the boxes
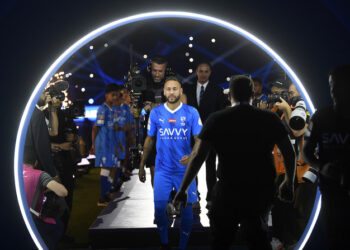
[25,86,60,177]
[303,65,350,249]
[46,96,79,237]
[270,81,315,248]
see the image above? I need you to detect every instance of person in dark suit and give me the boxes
[183,62,226,209]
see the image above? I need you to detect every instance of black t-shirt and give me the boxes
[199,104,288,190]
[308,106,350,165]
[45,109,77,144]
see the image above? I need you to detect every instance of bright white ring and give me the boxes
[14,11,319,250]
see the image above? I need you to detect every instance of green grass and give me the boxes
[66,168,104,245]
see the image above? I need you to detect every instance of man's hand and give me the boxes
[144,102,152,112]
[179,155,189,166]
[173,189,188,210]
[51,97,61,108]
[58,142,73,151]
[51,143,61,153]
[275,97,290,112]
[44,92,52,105]
[138,166,146,183]
[278,178,294,203]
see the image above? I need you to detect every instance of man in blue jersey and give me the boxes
[91,83,119,206]
[139,76,203,249]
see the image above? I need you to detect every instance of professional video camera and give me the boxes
[45,80,69,102]
[127,63,148,94]
[266,91,289,105]
[289,96,307,130]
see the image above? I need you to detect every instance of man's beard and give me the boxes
[166,95,181,104]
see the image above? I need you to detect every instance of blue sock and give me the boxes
[179,204,193,249]
[114,167,121,188]
[100,169,111,201]
[154,200,168,244]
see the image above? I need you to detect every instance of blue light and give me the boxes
[88,98,94,104]
[15,12,318,250]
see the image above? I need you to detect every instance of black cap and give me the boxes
[268,79,289,89]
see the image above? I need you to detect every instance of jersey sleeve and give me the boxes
[191,108,203,136]
[95,106,106,126]
[147,109,157,136]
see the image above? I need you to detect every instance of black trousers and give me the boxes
[205,149,217,201]
[208,182,273,250]
[319,176,350,250]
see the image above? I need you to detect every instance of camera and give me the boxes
[126,63,147,94]
[45,80,69,101]
[289,96,307,130]
[266,91,289,105]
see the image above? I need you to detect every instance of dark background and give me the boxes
[1,0,349,249]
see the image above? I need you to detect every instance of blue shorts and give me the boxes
[116,132,126,160]
[154,170,198,203]
[95,152,117,167]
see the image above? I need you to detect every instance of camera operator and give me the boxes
[25,86,60,177]
[303,65,350,249]
[269,81,315,248]
[129,56,172,186]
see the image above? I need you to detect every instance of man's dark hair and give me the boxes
[229,75,254,102]
[105,83,119,93]
[151,55,168,66]
[164,76,182,87]
[23,146,37,166]
[196,61,212,71]
[252,76,262,85]
[329,64,350,87]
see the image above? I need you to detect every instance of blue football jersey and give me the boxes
[113,103,131,128]
[147,103,203,172]
[94,103,116,166]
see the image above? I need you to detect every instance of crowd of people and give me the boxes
[22,58,350,250]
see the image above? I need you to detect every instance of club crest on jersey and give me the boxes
[180,116,186,126]
[168,119,177,123]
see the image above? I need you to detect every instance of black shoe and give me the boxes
[160,243,172,249]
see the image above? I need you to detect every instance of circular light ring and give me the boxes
[14,11,319,250]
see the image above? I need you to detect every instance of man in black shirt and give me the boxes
[174,75,295,249]
[303,64,350,249]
